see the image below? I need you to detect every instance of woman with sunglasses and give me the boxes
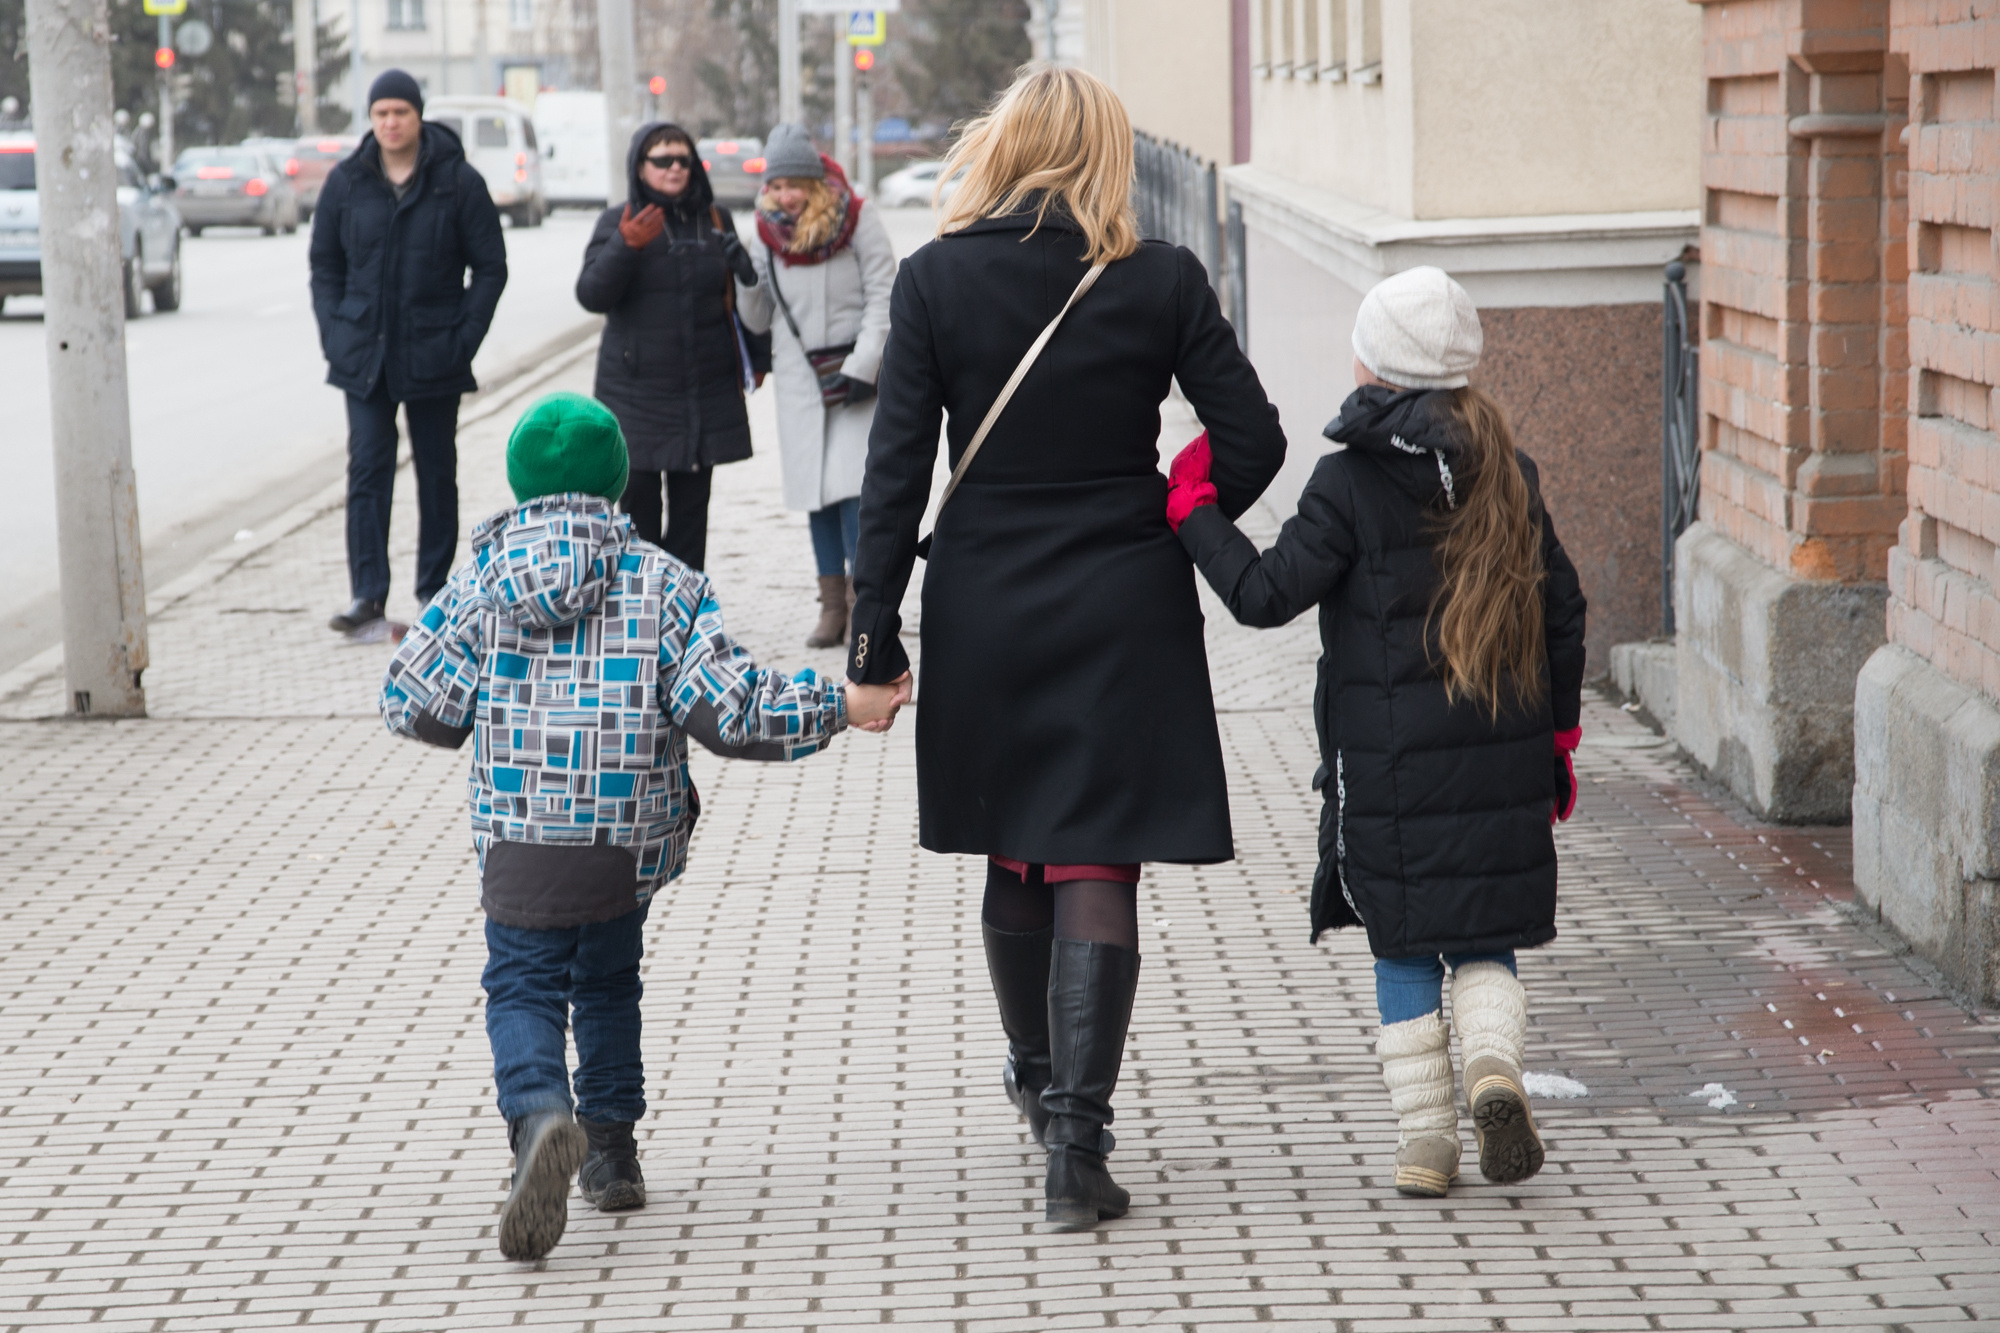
[577,122,761,569]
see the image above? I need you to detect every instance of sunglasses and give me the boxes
[645,152,694,169]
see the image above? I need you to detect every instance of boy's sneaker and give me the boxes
[498,1110,587,1261]
[578,1118,647,1211]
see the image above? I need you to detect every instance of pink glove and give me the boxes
[1552,726,1581,824]
[1165,431,1219,533]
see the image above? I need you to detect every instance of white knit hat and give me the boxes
[1351,266,1483,390]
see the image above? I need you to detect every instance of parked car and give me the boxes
[274,134,355,220]
[698,136,766,207]
[0,131,184,317]
[172,147,301,236]
[877,158,954,208]
[532,91,607,208]
[426,97,546,227]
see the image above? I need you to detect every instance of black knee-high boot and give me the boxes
[1041,938,1140,1231]
[982,922,1054,1144]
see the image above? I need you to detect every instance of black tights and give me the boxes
[981,862,1139,952]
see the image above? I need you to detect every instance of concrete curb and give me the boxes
[0,333,602,717]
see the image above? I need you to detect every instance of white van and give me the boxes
[425,96,546,227]
[532,91,609,209]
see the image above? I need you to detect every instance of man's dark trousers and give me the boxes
[346,383,461,607]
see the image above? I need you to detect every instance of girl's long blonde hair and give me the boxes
[935,65,1141,265]
[1430,387,1548,718]
[762,177,844,253]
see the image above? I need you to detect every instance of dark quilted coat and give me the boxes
[1176,385,1588,957]
[574,123,752,473]
[308,121,508,400]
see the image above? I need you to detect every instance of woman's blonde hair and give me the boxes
[935,65,1140,265]
[761,177,844,253]
[1429,387,1548,719]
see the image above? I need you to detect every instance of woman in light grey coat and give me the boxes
[736,124,898,648]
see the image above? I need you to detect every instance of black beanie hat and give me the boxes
[368,69,424,114]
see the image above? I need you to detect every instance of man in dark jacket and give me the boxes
[310,69,508,634]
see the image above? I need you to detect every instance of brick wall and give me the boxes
[1694,0,1908,585]
[1885,2,2000,697]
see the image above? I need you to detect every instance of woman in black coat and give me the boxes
[576,123,758,569]
[843,68,1287,1231]
[1167,265,1588,1200]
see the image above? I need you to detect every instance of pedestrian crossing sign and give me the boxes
[846,10,886,45]
[142,0,187,14]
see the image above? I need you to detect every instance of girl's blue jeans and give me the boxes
[808,498,861,577]
[482,900,651,1125]
[1375,951,1517,1025]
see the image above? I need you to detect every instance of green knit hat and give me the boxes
[506,392,630,504]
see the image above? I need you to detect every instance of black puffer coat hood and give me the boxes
[627,121,715,221]
[1177,384,1589,958]
[573,122,751,474]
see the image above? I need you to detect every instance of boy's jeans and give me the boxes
[482,901,651,1125]
[1375,952,1517,1025]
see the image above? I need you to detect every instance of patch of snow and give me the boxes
[1692,1082,1737,1109]
[1523,1071,1588,1099]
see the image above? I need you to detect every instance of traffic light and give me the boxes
[154,46,175,68]
[852,48,874,72]
[647,75,665,96]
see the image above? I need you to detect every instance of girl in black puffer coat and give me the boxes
[1167,266,1587,1200]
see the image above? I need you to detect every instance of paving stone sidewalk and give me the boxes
[1,351,1997,1332]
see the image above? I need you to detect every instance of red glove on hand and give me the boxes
[1552,726,1582,824]
[618,203,666,250]
[1165,430,1219,533]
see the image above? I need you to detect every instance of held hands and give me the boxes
[618,203,666,250]
[1165,430,1219,533]
[847,672,913,734]
[1552,726,1582,824]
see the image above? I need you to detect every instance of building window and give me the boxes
[386,0,424,29]
[509,0,532,30]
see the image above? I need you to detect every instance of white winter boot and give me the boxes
[1450,961,1544,1184]
[1377,1010,1460,1197]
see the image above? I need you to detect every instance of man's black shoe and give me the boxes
[328,598,386,634]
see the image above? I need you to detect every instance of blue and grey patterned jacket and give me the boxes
[380,494,846,928]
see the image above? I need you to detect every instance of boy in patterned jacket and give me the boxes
[380,392,908,1262]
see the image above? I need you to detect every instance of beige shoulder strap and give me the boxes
[925,261,1109,531]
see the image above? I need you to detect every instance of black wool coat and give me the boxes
[576,123,754,474]
[309,122,508,401]
[848,210,1287,864]
[1177,386,1588,957]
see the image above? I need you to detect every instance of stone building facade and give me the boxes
[1647,0,1997,1001]
[1851,0,2000,1004]
[1671,0,1907,823]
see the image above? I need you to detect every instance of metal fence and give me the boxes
[1133,130,1244,348]
[1661,260,1701,635]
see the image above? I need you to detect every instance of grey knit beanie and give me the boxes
[762,123,825,182]
[1351,266,1483,391]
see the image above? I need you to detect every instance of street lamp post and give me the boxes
[25,0,151,718]
[778,0,800,126]
[293,0,318,133]
[597,0,637,206]
[832,19,853,175]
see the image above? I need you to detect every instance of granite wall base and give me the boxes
[1853,644,2000,1005]
[1474,303,1665,679]
[1673,522,1886,823]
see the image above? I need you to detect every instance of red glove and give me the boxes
[1165,430,1219,533]
[1552,726,1581,824]
[618,203,666,250]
